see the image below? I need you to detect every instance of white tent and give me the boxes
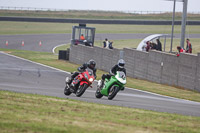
[136,34,170,51]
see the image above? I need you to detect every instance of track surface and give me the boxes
[1,33,200,116]
[1,52,200,116]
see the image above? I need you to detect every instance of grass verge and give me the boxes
[54,44,70,54]
[1,21,200,35]
[1,90,200,133]
[1,48,200,102]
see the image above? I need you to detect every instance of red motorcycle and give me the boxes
[64,68,95,97]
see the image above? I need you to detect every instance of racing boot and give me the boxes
[99,80,104,89]
[66,77,72,85]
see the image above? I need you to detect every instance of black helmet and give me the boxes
[118,59,125,69]
[88,59,96,69]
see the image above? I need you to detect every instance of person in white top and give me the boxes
[103,38,113,49]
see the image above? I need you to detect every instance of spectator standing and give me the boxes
[103,38,110,49]
[186,38,192,53]
[156,39,162,51]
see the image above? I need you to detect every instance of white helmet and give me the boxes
[118,59,125,69]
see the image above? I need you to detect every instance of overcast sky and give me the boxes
[0,0,199,12]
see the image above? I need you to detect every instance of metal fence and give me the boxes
[0,6,199,14]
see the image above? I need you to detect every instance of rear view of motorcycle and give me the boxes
[95,71,126,100]
[64,68,95,97]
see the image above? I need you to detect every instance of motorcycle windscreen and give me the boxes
[86,68,94,76]
[116,71,126,84]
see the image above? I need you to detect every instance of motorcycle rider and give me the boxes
[99,59,126,89]
[67,59,97,85]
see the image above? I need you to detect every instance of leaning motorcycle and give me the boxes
[95,71,126,100]
[64,68,95,97]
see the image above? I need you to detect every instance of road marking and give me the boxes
[86,90,200,105]
[0,51,70,75]
[52,43,67,55]
[0,67,65,73]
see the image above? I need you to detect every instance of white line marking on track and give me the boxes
[0,51,70,74]
[86,90,200,105]
[52,44,67,55]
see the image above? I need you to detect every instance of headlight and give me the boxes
[89,78,94,82]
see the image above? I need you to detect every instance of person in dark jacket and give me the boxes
[67,59,97,85]
[109,41,113,49]
[156,39,162,51]
[99,59,126,88]
[186,38,192,53]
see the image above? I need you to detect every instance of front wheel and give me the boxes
[76,83,88,97]
[108,86,120,100]
[64,84,72,96]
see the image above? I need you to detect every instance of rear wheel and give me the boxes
[76,83,88,97]
[95,87,103,99]
[108,86,120,100]
[64,84,72,96]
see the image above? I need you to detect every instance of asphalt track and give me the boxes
[1,33,200,117]
[1,51,200,116]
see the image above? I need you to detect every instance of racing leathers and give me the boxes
[68,63,97,85]
[100,64,126,90]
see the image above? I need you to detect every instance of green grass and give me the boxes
[1,21,200,35]
[1,48,200,102]
[0,21,74,34]
[54,44,70,54]
[1,90,200,133]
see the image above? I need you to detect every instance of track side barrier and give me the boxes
[69,44,200,92]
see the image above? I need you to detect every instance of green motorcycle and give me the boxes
[95,71,126,100]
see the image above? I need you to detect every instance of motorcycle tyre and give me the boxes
[76,83,88,97]
[108,86,120,100]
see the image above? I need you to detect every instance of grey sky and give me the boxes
[0,0,199,12]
